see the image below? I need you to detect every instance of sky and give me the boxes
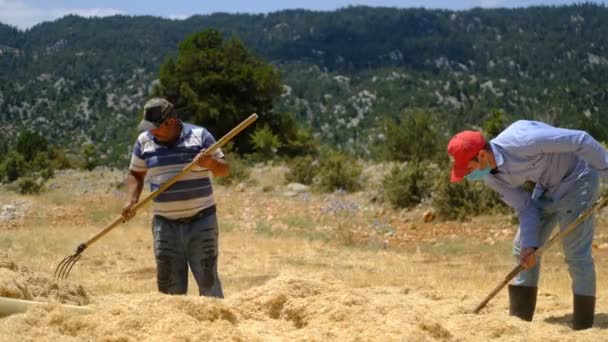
[0,0,606,30]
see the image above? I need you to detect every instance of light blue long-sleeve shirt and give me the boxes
[484,120,608,249]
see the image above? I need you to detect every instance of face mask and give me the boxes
[465,166,492,181]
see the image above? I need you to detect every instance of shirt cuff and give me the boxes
[520,228,540,249]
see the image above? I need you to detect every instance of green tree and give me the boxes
[483,110,508,139]
[0,140,7,163]
[82,144,98,171]
[154,29,283,153]
[578,112,608,143]
[16,131,48,162]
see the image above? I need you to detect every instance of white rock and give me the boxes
[282,191,298,197]
[286,183,310,193]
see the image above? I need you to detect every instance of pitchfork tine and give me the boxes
[54,243,87,280]
[54,254,81,279]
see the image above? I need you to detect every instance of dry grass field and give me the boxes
[1,166,608,341]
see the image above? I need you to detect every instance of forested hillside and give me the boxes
[1,4,607,164]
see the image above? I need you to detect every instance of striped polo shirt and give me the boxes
[129,122,223,220]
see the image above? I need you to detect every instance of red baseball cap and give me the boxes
[447,130,486,183]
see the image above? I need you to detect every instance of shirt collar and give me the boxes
[178,121,190,140]
[490,141,504,169]
[147,121,188,146]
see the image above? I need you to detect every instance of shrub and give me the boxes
[317,152,363,193]
[1,150,27,182]
[214,153,250,186]
[30,152,55,180]
[48,147,74,169]
[321,198,360,246]
[374,109,445,163]
[250,125,282,160]
[431,171,507,220]
[282,130,317,158]
[38,167,55,180]
[285,155,317,185]
[273,113,318,158]
[383,161,434,209]
[17,177,43,194]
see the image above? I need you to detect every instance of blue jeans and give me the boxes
[152,207,224,298]
[513,171,598,296]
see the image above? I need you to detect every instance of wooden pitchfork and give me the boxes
[54,114,258,280]
[472,195,608,313]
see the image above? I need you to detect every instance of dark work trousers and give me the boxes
[151,206,223,298]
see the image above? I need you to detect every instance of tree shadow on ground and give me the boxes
[544,313,608,329]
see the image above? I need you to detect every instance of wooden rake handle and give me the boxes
[472,195,608,314]
[80,113,258,250]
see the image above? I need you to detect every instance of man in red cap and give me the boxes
[447,120,608,330]
[447,130,489,183]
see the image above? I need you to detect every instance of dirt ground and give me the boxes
[1,167,608,341]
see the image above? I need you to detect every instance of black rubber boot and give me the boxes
[573,295,595,330]
[508,285,538,321]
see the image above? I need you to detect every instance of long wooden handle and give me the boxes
[472,196,607,314]
[534,196,607,257]
[472,264,523,314]
[82,114,258,249]
[0,296,94,317]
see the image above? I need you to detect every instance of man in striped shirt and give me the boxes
[122,97,229,298]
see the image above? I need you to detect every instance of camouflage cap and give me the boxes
[137,97,175,132]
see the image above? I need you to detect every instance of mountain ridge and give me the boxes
[1,4,607,163]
